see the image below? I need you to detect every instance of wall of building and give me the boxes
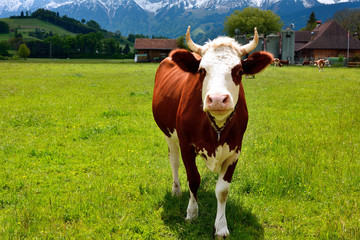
[135,50,171,62]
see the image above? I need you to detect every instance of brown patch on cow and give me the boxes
[242,51,273,75]
[170,49,200,73]
[223,160,238,183]
[231,64,243,85]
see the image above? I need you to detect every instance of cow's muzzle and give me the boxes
[205,94,233,113]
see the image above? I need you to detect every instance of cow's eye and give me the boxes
[232,64,243,76]
[236,69,243,76]
[231,64,243,85]
[198,68,206,75]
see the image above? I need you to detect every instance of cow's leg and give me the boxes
[182,147,200,221]
[165,136,181,196]
[214,154,239,238]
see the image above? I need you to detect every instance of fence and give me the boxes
[348,62,360,67]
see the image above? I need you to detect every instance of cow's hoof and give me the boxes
[185,208,198,222]
[185,198,198,221]
[185,212,198,222]
[215,227,229,239]
[172,183,181,197]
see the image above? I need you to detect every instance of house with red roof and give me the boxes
[134,38,178,62]
[295,20,360,62]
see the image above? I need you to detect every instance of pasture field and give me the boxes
[0,61,359,239]
[0,18,76,40]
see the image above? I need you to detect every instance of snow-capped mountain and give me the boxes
[1,0,359,41]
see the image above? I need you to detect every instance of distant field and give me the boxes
[0,18,76,41]
[0,62,359,239]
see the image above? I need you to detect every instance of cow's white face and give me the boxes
[199,37,243,126]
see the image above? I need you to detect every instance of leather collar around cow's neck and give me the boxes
[206,104,237,142]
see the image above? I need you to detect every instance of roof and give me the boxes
[134,38,178,50]
[296,20,360,51]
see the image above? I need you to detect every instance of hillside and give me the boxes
[0,18,76,41]
[0,15,138,59]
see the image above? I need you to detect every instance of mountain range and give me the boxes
[1,0,360,42]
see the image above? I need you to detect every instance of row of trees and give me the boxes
[0,28,133,59]
[26,32,132,59]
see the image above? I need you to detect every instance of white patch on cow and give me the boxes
[165,130,181,196]
[213,153,239,238]
[215,178,230,237]
[186,187,199,220]
[200,38,242,126]
[197,143,239,173]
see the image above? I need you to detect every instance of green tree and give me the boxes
[302,12,317,31]
[86,20,101,30]
[176,34,188,49]
[18,43,31,59]
[224,7,283,37]
[0,41,10,56]
[334,8,360,40]
[103,38,117,56]
[127,34,135,43]
[0,21,10,34]
[123,44,130,54]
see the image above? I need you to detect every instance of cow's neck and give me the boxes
[207,108,236,141]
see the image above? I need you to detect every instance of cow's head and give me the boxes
[171,26,273,126]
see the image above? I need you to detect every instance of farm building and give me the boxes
[134,38,178,62]
[295,20,360,62]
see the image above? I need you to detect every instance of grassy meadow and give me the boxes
[0,61,359,239]
[0,18,76,41]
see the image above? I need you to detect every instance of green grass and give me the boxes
[0,18,76,40]
[0,62,359,239]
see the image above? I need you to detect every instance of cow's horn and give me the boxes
[238,27,259,56]
[186,26,203,55]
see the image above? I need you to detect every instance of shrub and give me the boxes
[338,54,344,62]
[18,44,31,59]
[352,53,360,62]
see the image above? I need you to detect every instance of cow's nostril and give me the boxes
[222,95,228,103]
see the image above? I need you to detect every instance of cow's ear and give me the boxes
[170,49,200,73]
[241,51,273,75]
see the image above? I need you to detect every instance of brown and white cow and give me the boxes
[280,60,289,66]
[273,58,282,67]
[302,60,312,65]
[152,26,273,238]
[314,58,326,72]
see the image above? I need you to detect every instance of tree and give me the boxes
[103,38,117,56]
[0,41,10,56]
[0,21,10,34]
[334,8,360,40]
[127,34,135,43]
[224,7,283,37]
[86,20,101,30]
[302,12,317,31]
[123,44,130,54]
[176,34,188,49]
[18,43,31,59]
